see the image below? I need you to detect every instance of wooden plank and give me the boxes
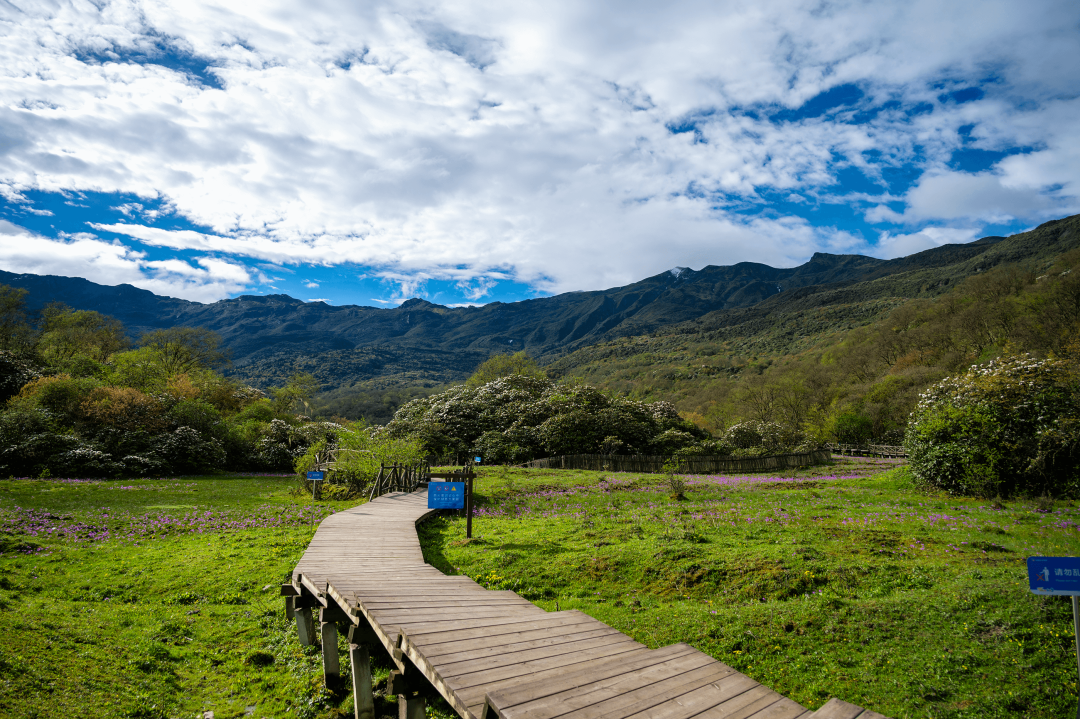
[408,613,602,649]
[691,685,781,719]
[403,612,598,639]
[616,674,762,719]
[438,634,647,680]
[369,607,543,624]
[489,651,727,719]
[460,647,689,719]
[449,641,653,696]
[424,626,623,662]
[483,643,698,709]
[578,662,737,719]
[803,700,869,719]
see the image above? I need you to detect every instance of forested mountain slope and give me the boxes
[1,214,1077,393]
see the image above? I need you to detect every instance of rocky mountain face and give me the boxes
[3,214,1077,390]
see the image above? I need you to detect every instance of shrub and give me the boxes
[13,374,101,423]
[0,350,41,402]
[905,354,1080,497]
[82,386,168,433]
[834,411,874,444]
[151,426,226,474]
[295,423,425,496]
[385,376,707,460]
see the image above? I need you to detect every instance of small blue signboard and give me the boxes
[306,471,325,481]
[474,456,482,464]
[1027,556,1080,595]
[428,482,466,509]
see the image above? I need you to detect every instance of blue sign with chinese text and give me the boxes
[306,471,325,481]
[1028,556,1080,595]
[428,482,465,509]
[475,456,482,464]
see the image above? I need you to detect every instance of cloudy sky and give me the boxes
[0,0,1077,306]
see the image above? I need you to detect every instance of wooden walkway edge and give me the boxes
[285,488,892,719]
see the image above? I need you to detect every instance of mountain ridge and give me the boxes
[1,214,1076,391]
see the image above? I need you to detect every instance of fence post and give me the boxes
[466,471,473,539]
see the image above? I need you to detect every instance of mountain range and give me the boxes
[3,213,1078,392]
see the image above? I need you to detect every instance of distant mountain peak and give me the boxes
[398,297,445,310]
[669,267,691,278]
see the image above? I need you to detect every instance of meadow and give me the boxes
[1,461,1079,719]
[0,474,368,719]
[422,459,1080,719]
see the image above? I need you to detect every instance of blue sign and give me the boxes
[474,456,482,464]
[428,482,466,509]
[1028,556,1080,595]
[306,471,325,481]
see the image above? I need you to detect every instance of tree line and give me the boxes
[0,286,334,478]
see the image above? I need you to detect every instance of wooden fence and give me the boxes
[524,450,832,474]
[825,443,907,458]
[367,461,430,500]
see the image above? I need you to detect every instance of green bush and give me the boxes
[905,354,1080,497]
[385,375,708,461]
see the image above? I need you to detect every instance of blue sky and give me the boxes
[1,0,1077,307]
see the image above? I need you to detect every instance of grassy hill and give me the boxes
[545,215,1080,438]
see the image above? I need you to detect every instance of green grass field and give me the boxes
[0,474,376,719]
[423,460,1080,719]
[2,462,1079,719]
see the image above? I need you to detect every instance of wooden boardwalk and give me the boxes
[285,488,890,719]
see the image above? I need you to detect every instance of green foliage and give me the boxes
[834,411,873,444]
[466,351,546,387]
[271,372,320,415]
[548,245,1080,449]
[905,354,1080,497]
[138,327,229,377]
[294,422,425,495]
[0,284,36,353]
[385,375,708,462]
[39,304,129,364]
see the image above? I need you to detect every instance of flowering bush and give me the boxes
[723,421,805,454]
[385,375,708,461]
[905,354,1080,497]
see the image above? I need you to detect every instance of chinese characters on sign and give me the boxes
[427,482,466,509]
[1027,556,1080,596]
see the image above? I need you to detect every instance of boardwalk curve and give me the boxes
[285,488,890,719]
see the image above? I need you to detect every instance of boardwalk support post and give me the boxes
[349,642,374,719]
[294,605,316,646]
[399,695,426,719]
[320,618,340,688]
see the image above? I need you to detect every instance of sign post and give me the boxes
[1028,556,1080,719]
[306,471,325,530]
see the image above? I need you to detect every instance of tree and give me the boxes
[138,327,229,376]
[465,351,545,387]
[0,284,36,353]
[39,305,129,363]
[272,372,321,415]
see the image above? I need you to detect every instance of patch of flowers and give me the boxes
[0,503,334,551]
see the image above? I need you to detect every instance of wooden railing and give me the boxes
[367,461,431,500]
[825,443,907,458]
[525,450,832,474]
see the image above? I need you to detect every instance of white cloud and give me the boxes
[869,226,984,260]
[304,280,319,288]
[0,0,1077,299]
[0,220,251,302]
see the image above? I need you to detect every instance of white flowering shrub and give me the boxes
[905,354,1080,497]
[723,421,805,454]
[384,375,708,461]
